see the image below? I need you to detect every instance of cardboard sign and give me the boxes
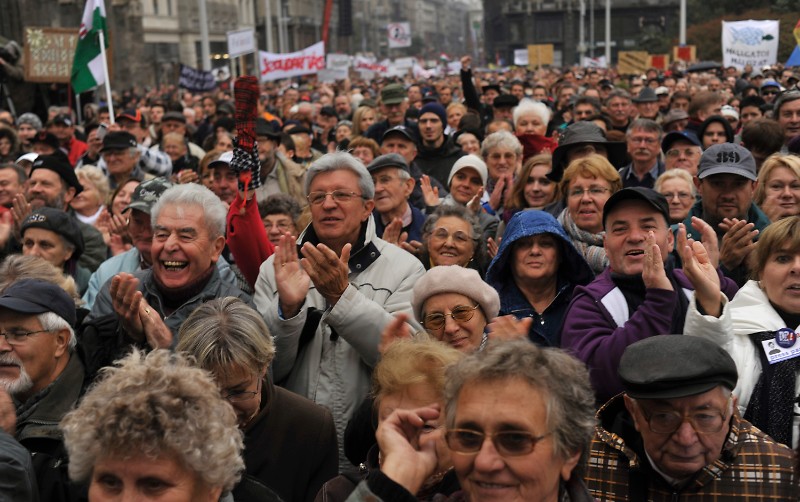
[527,44,554,66]
[617,51,649,75]
[673,45,696,62]
[648,54,670,70]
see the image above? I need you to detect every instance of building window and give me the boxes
[153,0,159,14]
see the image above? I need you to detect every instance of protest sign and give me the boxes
[722,20,779,69]
[179,64,216,92]
[259,41,325,81]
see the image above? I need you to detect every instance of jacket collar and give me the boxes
[298,214,382,273]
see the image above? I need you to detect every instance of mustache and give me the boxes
[0,353,22,367]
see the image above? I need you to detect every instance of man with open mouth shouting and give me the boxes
[85,183,249,380]
[560,187,739,403]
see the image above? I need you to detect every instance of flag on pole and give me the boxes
[71,0,108,94]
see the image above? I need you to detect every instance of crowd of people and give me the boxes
[1,54,800,501]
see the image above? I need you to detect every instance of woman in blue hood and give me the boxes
[486,209,594,346]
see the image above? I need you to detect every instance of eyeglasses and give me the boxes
[422,304,479,331]
[223,378,261,403]
[762,90,779,96]
[568,187,611,198]
[661,191,694,201]
[0,329,51,345]
[445,428,551,456]
[307,190,364,205]
[629,136,658,145]
[665,148,701,158]
[430,227,473,244]
[487,152,518,162]
[637,396,731,434]
[263,220,293,232]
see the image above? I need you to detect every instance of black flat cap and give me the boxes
[603,187,670,229]
[21,207,84,260]
[30,155,83,195]
[101,131,138,152]
[0,278,76,327]
[493,94,520,108]
[620,335,738,400]
[162,111,186,123]
[382,125,419,145]
[366,153,409,174]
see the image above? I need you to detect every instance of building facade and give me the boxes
[483,0,679,66]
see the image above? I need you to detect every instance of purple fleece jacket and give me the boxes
[560,268,738,403]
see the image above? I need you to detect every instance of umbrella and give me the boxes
[687,61,722,73]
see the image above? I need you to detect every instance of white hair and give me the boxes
[513,99,552,128]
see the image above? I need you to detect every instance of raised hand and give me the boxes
[642,230,672,291]
[718,218,758,271]
[377,406,442,495]
[400,239,423,256]
[678,223,722,317]
[466,186,485,214]
[487,314,532,341]
[273,232,310,318]
[420,175,441,207]
[487,236,501,259]
[110,273,146,341]
[488,177,506,211]
[300,242,351,307]
[378,312,414,354]
[11,193,30,233]
[689,216,720,269]
[382,218,409,246]
[138,297,173,349]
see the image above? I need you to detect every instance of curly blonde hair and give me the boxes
[61,349,244,491]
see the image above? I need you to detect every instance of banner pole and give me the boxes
[98,29,114,124]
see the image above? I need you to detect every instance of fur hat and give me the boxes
[411,265,500,323]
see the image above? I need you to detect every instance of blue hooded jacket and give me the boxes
[486,210,594,346]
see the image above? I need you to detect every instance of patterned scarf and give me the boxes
[558,208,608,275]
[744,330,800,446]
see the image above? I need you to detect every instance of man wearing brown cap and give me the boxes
[585,335,798,500]
[365,83,417,143]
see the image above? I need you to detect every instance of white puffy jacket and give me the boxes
[684,280,800,448]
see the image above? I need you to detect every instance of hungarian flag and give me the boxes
[71,0,108,94]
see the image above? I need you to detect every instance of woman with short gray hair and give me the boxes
[177,297,338,502]
[61,349,244,501]
[348,339,596,501]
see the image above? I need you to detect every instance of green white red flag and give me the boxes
[71,0,108,93]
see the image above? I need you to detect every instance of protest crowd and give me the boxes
[4,48,800,501]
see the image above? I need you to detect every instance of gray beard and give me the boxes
[0,353,33,397]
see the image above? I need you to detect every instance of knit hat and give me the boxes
[30,155,83,195]
[419,102,447,126]
[448,154,488,187]
[17,113,42,131]
[411,266,500,323]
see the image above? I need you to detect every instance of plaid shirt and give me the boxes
[97,144,173,178]
[585,394,799,501]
